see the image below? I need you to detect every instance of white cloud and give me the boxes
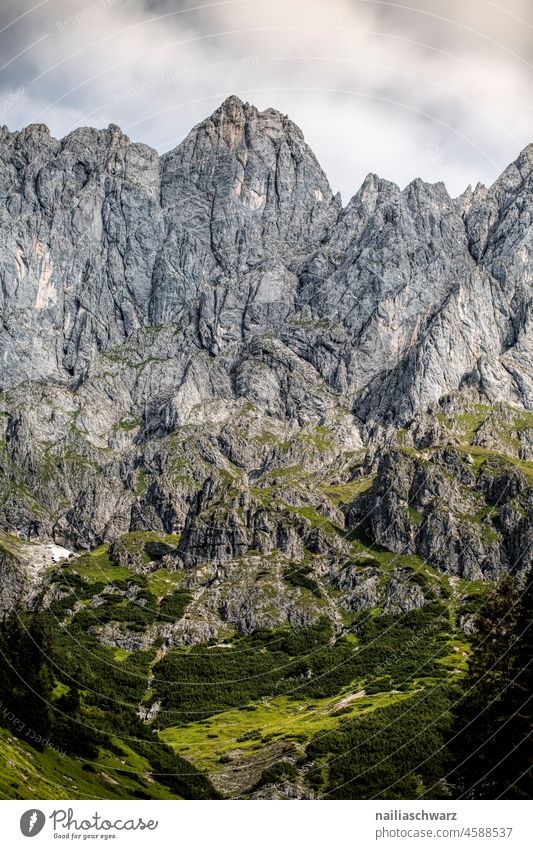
[0,0,532,199]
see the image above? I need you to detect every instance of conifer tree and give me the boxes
[0,611,54,749]
[450,574,532,799]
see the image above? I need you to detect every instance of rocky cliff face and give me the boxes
[0,95,531,616]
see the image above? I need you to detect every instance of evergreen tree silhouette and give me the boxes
[450,573,532,799]
[0,611,53,749]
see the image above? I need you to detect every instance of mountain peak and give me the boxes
[218,94,245,112]
[515,141,533,175]
[159,97,339,269]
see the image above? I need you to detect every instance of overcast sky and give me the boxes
[1,0,532,201]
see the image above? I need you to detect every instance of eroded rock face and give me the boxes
[0,122,162,384]
[1,96,531,405]
[0,95,531,594]
[0,537,72,612]
[347,440,531,581]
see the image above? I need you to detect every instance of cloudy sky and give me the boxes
[1,0,532,200]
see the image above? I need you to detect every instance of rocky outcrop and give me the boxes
[0,535,72,612]
[347,437,531,581]
[0,96,531,612]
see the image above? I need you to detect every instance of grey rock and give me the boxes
[0,95,531,615]
[347,445,529,580]
[383,570,427,614]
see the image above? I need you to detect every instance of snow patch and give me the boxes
[49,545,72,562]
[26,543,73,573]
